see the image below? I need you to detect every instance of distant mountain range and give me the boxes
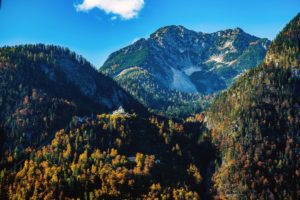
[101,26,270,94]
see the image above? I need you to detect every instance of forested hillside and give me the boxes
[0,111,215,199]
[0,44,146,169]
[114,67,209,118]
[265,13,300,67]
[208,13,300,199]
[0,45,215,200]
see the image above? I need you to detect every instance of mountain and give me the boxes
[0,44,147,167]
[207,13,300,199]
[100,26,270,117]
[102,26,270,94]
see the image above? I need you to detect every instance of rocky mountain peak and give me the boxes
[232,27,244,34]
[149,25,197,48]
[150,25,189,38]
[101,25,271,95]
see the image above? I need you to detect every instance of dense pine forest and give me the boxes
[0,11,299,200]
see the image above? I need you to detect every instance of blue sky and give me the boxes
[0,0,299,67]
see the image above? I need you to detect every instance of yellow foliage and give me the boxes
[51,174,59,184]
[110,148,118,157]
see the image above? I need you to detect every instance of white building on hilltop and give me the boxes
[112,106,131,117]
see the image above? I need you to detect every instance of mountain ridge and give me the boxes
[100,25,270,117]
[101,25,270,94]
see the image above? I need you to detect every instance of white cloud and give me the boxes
[75,0,144,20]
